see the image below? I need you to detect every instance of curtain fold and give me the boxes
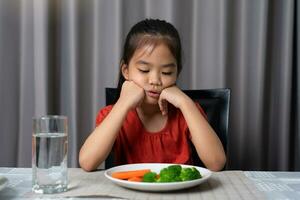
[295,0,300,170]
[59,0,79,167]
[264,0,294,170]
[0,0,298,170]
[17,0,34,166]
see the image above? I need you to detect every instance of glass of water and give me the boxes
[32,115,68,194]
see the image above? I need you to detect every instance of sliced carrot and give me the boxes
[127,176,143,182]
[112,169,151,180]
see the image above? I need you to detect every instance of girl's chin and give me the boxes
[143,96,159,105]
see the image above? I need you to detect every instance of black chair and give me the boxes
[105,88,230,169]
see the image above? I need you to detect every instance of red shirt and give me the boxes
[95,103,206,166]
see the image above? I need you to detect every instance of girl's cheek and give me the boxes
[165,78,177,87]
[132,78,145,89]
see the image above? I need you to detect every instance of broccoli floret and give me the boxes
[167,165,182,175]
[157,165,182,182]
[143,172,158,182]
[180,167,202,181]
[142,165,202,183]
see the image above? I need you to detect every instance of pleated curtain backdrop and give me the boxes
[0,0,299,171]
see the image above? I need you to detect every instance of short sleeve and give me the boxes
[95,105,113,127]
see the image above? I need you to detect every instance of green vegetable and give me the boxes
[180,167,202,181]
[157,165,182,182]
[143,172,158,182]
[142,164,202,183]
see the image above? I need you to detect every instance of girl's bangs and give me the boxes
[132,34,174,55]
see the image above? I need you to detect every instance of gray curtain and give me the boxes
[0,0,298,171]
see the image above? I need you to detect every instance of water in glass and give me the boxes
[32,132,68,193]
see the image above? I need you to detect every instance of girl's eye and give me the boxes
[139,69,149,73]
[162,72,173,75]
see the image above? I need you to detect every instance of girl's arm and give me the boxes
[159,86,226,171]
[79,81,144,171]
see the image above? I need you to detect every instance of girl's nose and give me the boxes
[149,73,162,86]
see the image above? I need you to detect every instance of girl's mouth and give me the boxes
[147,91,160,98]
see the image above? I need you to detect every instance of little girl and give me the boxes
[79,19,226,172]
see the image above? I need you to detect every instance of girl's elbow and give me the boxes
[79,158,91,172]
[79,152,96,172]
[208,154,227,172]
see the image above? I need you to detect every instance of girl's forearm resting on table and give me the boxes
[79,101,130,171]
[179,97,226,171]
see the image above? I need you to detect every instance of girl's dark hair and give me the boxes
[114,19,182,103]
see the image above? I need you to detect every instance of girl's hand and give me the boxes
[118,81,145,109]
[158,86,190,115]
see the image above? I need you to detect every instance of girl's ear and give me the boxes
[121,63,129,80]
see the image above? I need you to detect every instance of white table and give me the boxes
[244,171,300,200]
[1,167,298,200]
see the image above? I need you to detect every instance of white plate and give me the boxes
[104,163,212,191]
[0,176,8,191]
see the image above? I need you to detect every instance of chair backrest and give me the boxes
[182,89,230,167]
[105,88,230,168]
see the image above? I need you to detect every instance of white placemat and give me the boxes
[25,169,266,200]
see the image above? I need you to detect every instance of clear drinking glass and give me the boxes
[32,115,68,194]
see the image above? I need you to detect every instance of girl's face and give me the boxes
[122,43,178,104]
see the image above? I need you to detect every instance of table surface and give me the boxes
[0,167,299,200]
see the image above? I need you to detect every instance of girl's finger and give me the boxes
[160,100,168,116]
[158,98,164,114]
[163,101,168,115]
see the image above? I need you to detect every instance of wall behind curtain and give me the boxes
[0,0,298,171]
